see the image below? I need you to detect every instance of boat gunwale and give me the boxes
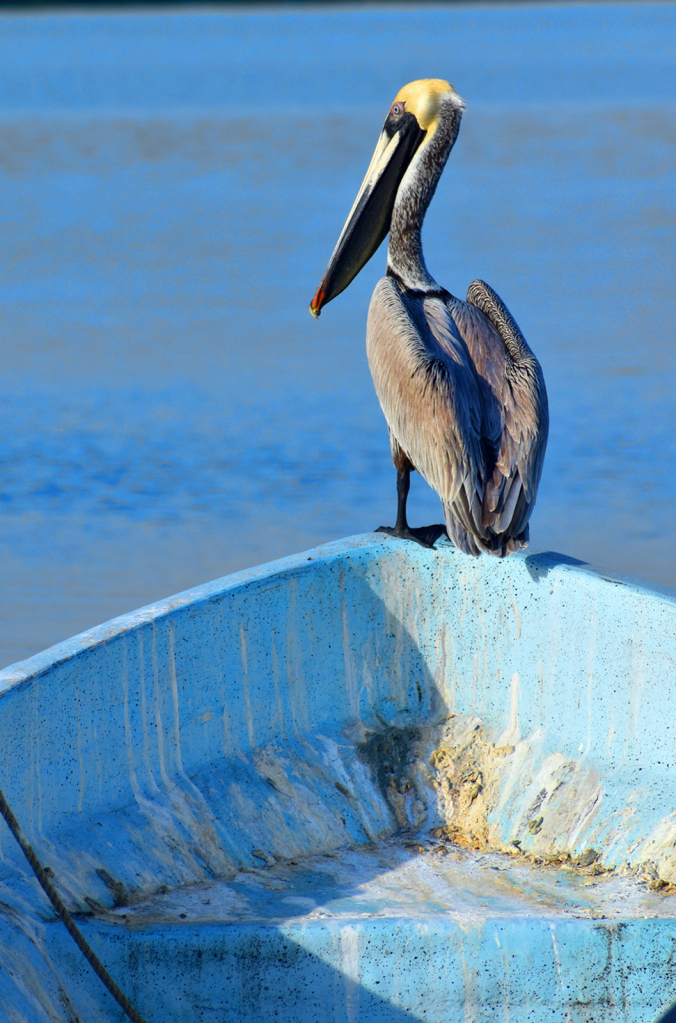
[3,532,676,696]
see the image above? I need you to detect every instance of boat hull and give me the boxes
[1,534,676,1021]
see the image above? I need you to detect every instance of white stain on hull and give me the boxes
[270,631,286,738]
[240,624,255,750]
[341,600,359,721]
[75,665,85,814]
[168,623,184,776]
[549,925,572,1023]
[152,623,170,791]
[498,673,521,748]
[121,637,140,799]
[137,629,160,796]
[340,924,361,1023]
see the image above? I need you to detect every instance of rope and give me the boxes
[0,784,147,1023]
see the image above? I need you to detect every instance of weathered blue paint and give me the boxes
[1,534,676,1021]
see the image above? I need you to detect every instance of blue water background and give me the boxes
[1,3,675,665]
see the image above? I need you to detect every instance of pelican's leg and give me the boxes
[376,466,447,549]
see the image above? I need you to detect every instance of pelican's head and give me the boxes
[310,79,462,318]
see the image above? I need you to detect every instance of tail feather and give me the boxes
[443,501,530,558]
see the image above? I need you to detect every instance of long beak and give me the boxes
[310,112,426,318]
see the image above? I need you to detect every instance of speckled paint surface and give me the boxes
[1,534,676,1021]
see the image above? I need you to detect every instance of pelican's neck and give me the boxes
[387,97,462,292]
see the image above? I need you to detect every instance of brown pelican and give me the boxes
[310,79,548,556]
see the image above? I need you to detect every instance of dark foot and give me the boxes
[376,524,448,549]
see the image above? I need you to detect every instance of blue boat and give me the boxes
[1,534,675,1022]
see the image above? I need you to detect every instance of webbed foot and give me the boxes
[376,524,448,549]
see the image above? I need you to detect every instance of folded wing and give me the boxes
[458,279,549,549]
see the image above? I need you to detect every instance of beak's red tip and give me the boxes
[310,287,325,319]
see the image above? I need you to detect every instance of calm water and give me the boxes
[1,3,675,666]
